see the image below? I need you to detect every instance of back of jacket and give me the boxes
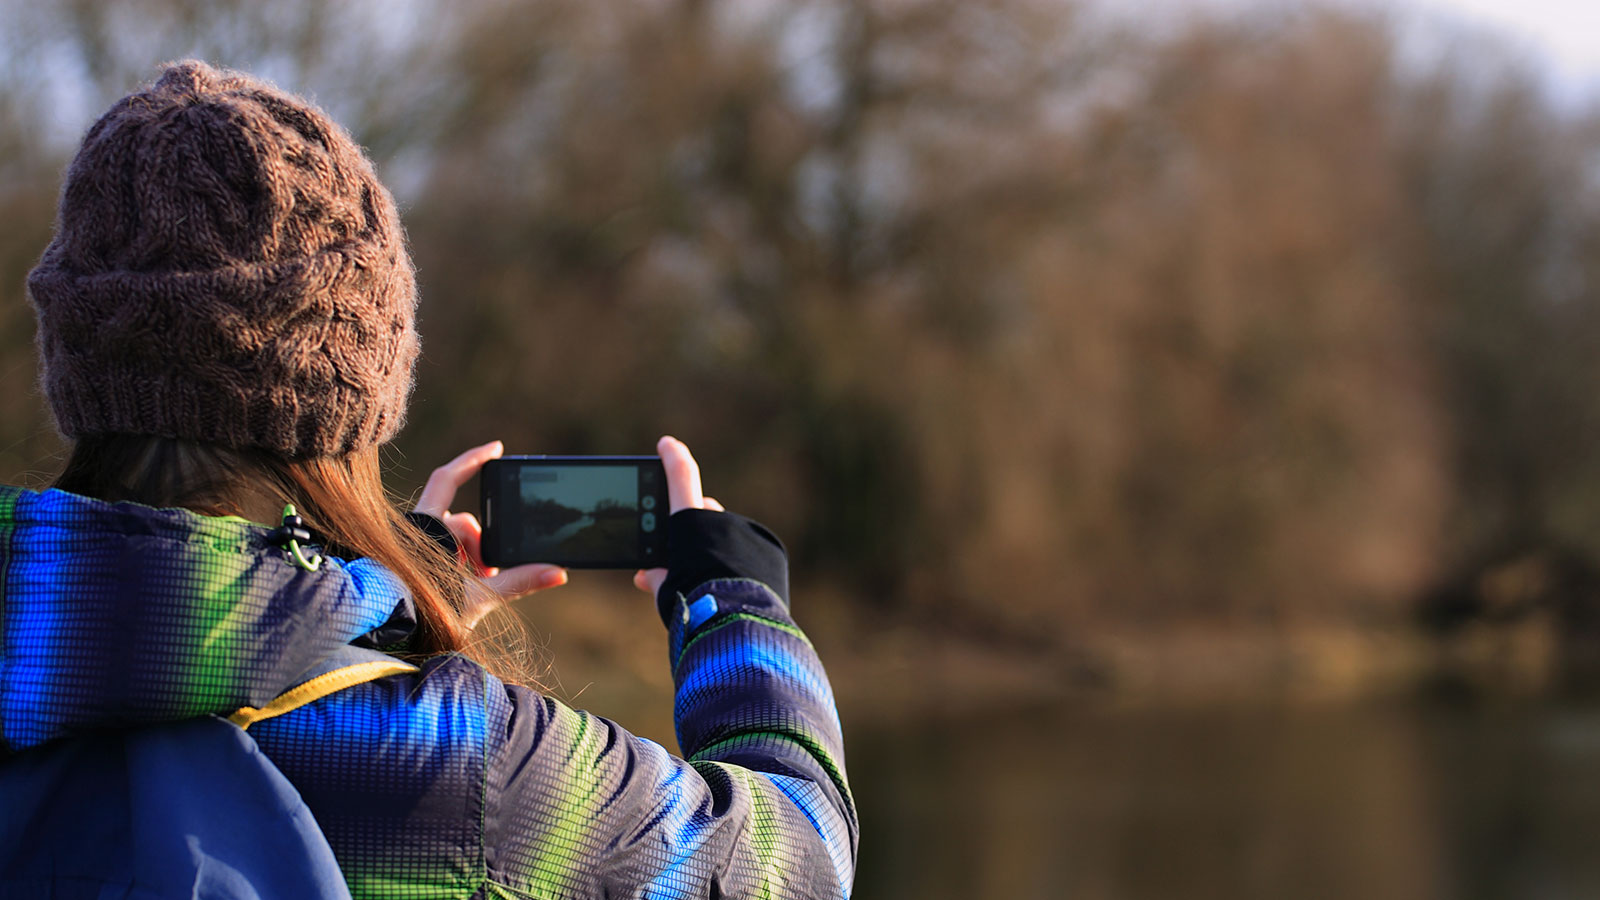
[0,487,857,899]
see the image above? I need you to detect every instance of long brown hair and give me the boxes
[54,434,528,679]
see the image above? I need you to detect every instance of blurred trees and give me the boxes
[1394,47,1600,568]
[2,0,1599,654]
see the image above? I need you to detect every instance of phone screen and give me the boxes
[481,457,666,568]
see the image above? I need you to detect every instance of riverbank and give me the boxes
[510,577,1571,749]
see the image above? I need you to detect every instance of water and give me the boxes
[543,514,594,545]
[845,697,1600,899]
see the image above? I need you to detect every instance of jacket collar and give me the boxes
[0,486,409,751]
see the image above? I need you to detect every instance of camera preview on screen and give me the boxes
[484,458,666,568]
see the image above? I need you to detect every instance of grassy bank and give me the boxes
[508,577,1570,756]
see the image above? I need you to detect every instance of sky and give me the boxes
[1414,0,1600,100]
[1119,0,1600,107]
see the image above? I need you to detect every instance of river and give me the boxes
[846,695,1600,899]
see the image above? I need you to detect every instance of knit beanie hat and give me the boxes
[26,60,418,458]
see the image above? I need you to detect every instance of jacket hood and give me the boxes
[0,486,409,752]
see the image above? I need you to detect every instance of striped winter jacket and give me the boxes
[0,486,856,899]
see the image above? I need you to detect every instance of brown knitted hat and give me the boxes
[26,60,418,458]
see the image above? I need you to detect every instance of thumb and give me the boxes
[484,564,568,599]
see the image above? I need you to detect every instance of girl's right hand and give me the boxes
[633,435,722,597]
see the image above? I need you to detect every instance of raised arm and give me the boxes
[484,438,856,898]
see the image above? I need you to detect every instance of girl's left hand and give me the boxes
[416,440,568,623]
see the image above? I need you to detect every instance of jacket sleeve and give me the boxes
[482,510,857,899]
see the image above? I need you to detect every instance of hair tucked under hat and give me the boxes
[26,60,418,458]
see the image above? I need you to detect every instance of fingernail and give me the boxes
[540,569,567,588]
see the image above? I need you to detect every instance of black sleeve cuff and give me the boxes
[657,509,789,624]
[404,511,460,558]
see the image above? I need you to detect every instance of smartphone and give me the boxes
[480,456,669,569]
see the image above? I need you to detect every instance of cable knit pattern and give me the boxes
[25,60,417,457]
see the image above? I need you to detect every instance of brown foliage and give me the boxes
[2,0,1598,650]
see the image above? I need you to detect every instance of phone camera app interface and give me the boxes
[517,465,640,562]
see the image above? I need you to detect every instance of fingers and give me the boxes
[639,438,722,600]
[659,435,702,514]
[485,563,568,599]
[658,435,704,514]
[442,512,490,576]
[459,562,566,630]
[416,439,503,517]
[634,567,666,597]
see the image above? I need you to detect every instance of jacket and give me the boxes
[0,486,857,899]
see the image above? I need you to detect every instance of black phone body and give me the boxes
[480,456,668,569]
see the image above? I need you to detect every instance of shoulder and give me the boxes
[253,652,495,758]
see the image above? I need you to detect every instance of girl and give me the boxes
[0,61,854,899]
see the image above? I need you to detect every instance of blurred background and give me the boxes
[4,0,1600,896]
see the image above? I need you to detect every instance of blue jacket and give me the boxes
[0,487,856,899]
